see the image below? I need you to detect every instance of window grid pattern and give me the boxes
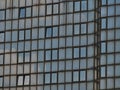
[100,0,120,90]
[0,0,120,90]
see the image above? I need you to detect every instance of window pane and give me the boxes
[24,76,29,85]
[74,2,80,11]
[46,28,52,37]
[52,73,57,83]
[74,48,79,58]
[0,77,3,87]
[80,71,86,81]
[20,8,25,18]
[18,76,23,85]
[73,71,79,81]
[45,74,50,83]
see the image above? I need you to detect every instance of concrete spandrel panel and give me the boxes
[0,0,5,9]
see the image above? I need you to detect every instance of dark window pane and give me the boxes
[46,27,52,37]
[20,8,25,18]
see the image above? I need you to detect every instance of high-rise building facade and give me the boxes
[0,0,120,90]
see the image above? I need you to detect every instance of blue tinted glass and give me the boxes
[73,71,79,81]
[74,2,80,11]
[20,8,25,18]
[74,48,79,58]
[0,77,3,87]
[80,71,86,81]
[46,28,52,37]
[45,74,50,83]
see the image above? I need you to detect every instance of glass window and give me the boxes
[18,76,23,85]
[25,30,31,39]
[81,24,86,34]
[52,39,58,48]
[0,33,4,42]
[59,49,65,59]
[26,7,31,17]
[107,79,114,89]
[58,72,64,83]
[74,1,80,11]
[101,67,105,77]
[53,27,58,37]
[73,60,79,69]
[73,36,79,46]
[67,2,73,12]
[81,1,87,10]
[45,39,51,49]
[19,30,24,40]
[108,6,114,16]
[66,72,72,82]
[80,59,86,69]
[80,71,86,81]
[38,74,43,84]
[74,24,80,35]
[46,27,52,37]
[87,70,93,81]
[25,52,30,62]
[81,36,87,45]
[32,40,37,50]
[38,51,44,61]
[73,71,79,81]
[115,65,120,76]
[39,28,45,38]
[12,31,18,41]
[5,31,11,41]
[0,77,3,87]
[81,47,86,57]
[74,48,79,58]
[116,17,120,28]
[52,62,57,71]
[4,76,9,87]
[66,60,72,70]
[46,50,51,60]
[66,37,72,46]
[59,61,65,71]
[38,63,44,72]
[66,48,72,59]
[47,5,52,15]
[59,38,65,47]
[25,41,30,51]
[39,5,45,16]
[101,42,106,53]
[101,18,106,29]
[115,78,120,88]
[31,51,37,62]
[52,73,57,83]
[107,66,114,77]
[45,62,51,72]
[52,50,58,60]
[18,42,24,51]
[53,4,58,14]
[0,55,3,65]
[45,73,50,83]
[32,29,38,39]
[19,8,25,18]
[24,75,29,85]
[0,10,5,20]
[108,17,114,28]
[101,7,107,17]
